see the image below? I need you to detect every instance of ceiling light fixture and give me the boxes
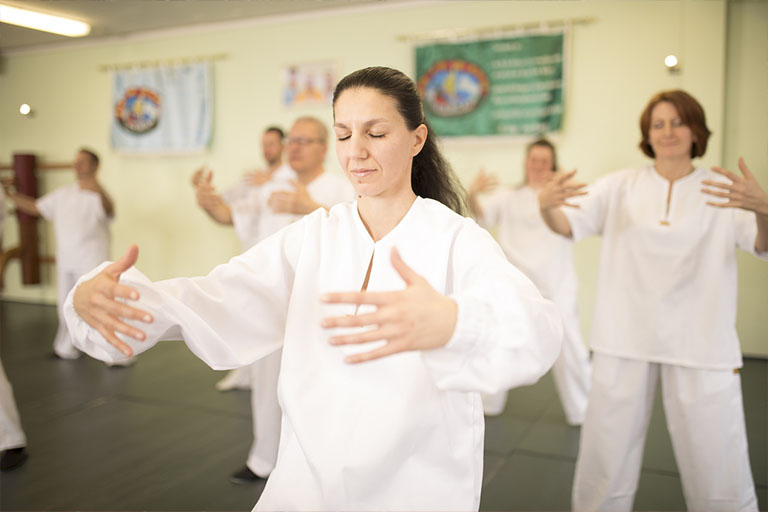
[0,3,90,37]
[664,54,680,74]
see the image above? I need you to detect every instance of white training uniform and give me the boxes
[36,184,111,359]
[0,187,27,452]
[65,197,563,511]
[477,185,591,424]
[221,167,355,477]
[565,166,764,512]
[227,165,299,250]
[0,356,26,452]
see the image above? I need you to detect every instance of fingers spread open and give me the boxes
[557,169,577,183]
[113,283,140,301]
[706,200,741,209]
[330,324,401,346]
[701,188,731,199]
[106,245,139,277]
[710,166,738,182]
[344,340,404,364]
[322,290,397,306]
[701,180,732,191]
[390,248,421,286]
[95,324,135,357]
[322,309,384,329]
[737,157,754,178]
[92,308,147,341]
[91,293,152,323]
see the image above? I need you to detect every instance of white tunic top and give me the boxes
[479,185,578,309]
[564,166,767,370]
[36,184,111,272]
[65,197,562,511]
[227,167,355,249]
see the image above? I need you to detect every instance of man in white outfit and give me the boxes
[192,119,354,484]
[4,149,114,361]
[467,139,591,425]
[192,126,290,392]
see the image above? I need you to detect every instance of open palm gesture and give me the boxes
[321,247,458,364]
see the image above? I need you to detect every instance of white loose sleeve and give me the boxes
[220,180,249,205]
[230,194,263,244]
[35,189,59,221]
[562,173,615,242]
[733,208,768,260]
[476,190,505,229]
[420,221,563,394]
[64,216,309,368]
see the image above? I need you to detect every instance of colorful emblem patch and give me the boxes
[115,87,161,134]
[418,60,489,117]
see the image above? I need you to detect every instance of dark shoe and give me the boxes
[229,465,265,484]
[1,447,28,471]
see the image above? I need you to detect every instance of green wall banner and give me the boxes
[416,32,564,137]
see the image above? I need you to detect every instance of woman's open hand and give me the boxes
[321,247,458,364]
[73,245,153,356]
[538,169,588,210]
[703,158,768,216]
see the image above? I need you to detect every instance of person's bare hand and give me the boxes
[195,170,223,211]
[469,168,499,196]
[73,245,153,357]
[191,166,209,187]
[321,247,458,364]
[268,179,318,214]
[0,178,13,195]
[703,158,768,216]
[244,169,271,187]
[538,169,588,210]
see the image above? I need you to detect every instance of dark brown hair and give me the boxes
[78,148,99,167]
[526,138,557,171]
[264,126,285,139]
[638,90,711,159]
[332,67,466,215]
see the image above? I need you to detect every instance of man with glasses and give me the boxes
[193,117,353,485]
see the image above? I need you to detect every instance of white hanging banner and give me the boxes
[111,61,212,153]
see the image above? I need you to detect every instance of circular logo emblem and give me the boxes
[418,60,489,117]
[115,87,161,134]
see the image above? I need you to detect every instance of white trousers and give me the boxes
[53,269,82,359]
[572,353,758,512]
[0,357,26,451]
[482,307,591,424]
[245,349,282,478]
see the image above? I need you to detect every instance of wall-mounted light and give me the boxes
[0,3,90,37]
[664,54,680,74]
[19,103,33,117]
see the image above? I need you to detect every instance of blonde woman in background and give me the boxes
[468,138,590,425]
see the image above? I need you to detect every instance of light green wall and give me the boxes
[0,0,764,355]
[724,0,768,357]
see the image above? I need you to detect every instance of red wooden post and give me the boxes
[13,153,41,285]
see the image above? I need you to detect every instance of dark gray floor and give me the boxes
[0,300,765,511]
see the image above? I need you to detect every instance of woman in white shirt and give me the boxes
[468,139,590,424]
[540,89,767,512]
[64,66,563,512]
